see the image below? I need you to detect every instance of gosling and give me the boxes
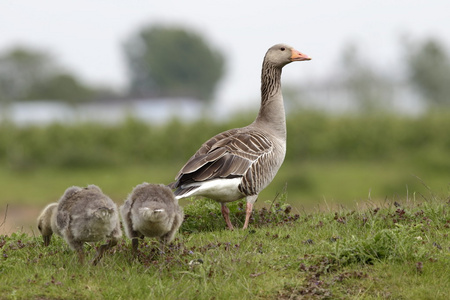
[120,183,184,255]
[37,185,122,265]
[37,203,60,246]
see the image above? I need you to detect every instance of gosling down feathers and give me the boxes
[120,183,184,254]
[169,43,311,229]
[37,185,122,265]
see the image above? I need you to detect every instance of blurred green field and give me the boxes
[1,112,449,233]
[0,159,447,209]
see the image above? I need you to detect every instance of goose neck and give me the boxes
[255,63,286,138]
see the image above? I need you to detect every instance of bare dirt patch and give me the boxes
[0,204,42,236]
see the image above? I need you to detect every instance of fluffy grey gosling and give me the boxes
[37,185,122,265]
[120,183,184,254]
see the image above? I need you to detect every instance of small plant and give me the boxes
[180,190,299,233]
[334,226,424,265]
[180,198,232,233]
[332,198,448,266]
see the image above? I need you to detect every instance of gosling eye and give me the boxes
[280,47,286,51]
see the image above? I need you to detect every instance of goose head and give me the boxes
[264,43,311,68]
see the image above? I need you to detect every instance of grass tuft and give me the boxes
[180,190,299,233]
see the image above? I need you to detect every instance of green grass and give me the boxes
[1,195,449,299]
[1,158,447,236]
[274,159,449,206]
[1,159,447,208]
[0,163,177,206]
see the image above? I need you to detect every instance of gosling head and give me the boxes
[37,203,58,246]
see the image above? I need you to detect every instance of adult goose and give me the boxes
[169,43,311,230]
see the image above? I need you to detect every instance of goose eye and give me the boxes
[280,47,286,51]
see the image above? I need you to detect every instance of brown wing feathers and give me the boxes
[171,130,274,193]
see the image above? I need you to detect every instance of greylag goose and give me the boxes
[38,185,122,265]
[120,183,184,254]
[169,43,311,230]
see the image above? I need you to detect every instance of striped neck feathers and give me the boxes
[255,61,286,137]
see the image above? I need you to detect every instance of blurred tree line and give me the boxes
[123,25,224,101]
[0,47,114,104]
[0,24,224,105]
[405,38,450,108]
[342,37,450,111]
[0,22,449,111]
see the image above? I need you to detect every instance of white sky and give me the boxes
[1,0,449,110]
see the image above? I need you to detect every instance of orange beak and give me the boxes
[290,49,311,61]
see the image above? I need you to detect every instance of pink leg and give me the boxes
[243,202,254,229]
[221,203,234,230]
